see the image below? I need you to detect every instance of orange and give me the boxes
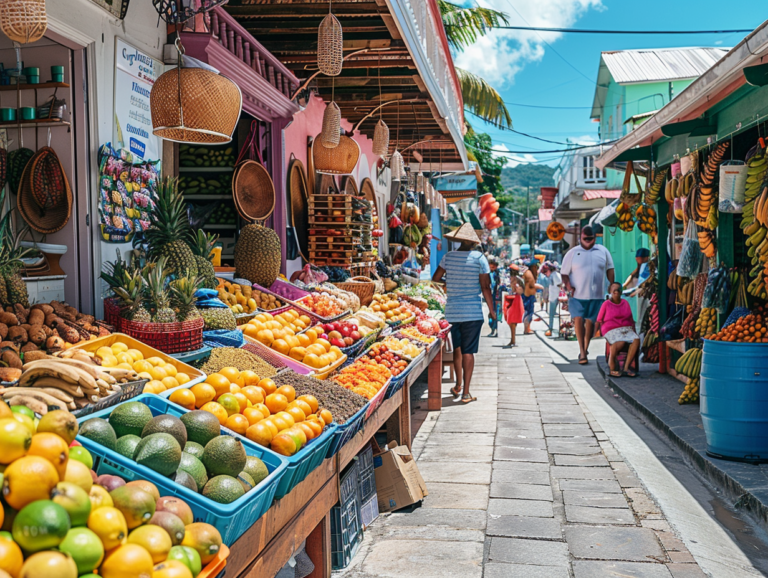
[243,407,266,426]
[0,536,22,578]
[254,386,267,400]
[259,379,276,395]
[253,403,270,419]
[296,422,316,441]
[272,339,290,356]
[229,383,241,394]
[288,347,306,361]
[217,367,240,383]
[290,399,313,417]
[298,395,319,414]
[200,402,228,425]
[271,416,290,431]
[241,386,264,405]
[169,388,196,410]
[27,432,69,479]
[224,414,249,435]
[305,419,323,437]
[296,333,311,347]
[284,427,306,450]
[162,376,180,391]
[320,409,333,425]
[303,328,318,341]
[275,412,295,428]
[261,419,279,438]
[286,406,306,424]
[265,393,288,414]
[270,433,296,456]
[239,371,261,386]
[315,338,331,352]
[100,544,154,578]
[205,374,231,398]
[276,385,296,403]
[233,392,249,412]
[245,422,273,447]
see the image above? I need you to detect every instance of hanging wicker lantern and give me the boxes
[318,12,343,76]
[372,119,390,157]
[320,101,341,148]
[391,149,405,181]
[0,0,47,44]
[151,56,242,144]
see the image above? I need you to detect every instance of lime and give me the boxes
[68,445,93,469]
[58,527,105,574]
[167,545,202,577]
[51,481,92,526]
[12,500,70,552]
[10,406,35,420]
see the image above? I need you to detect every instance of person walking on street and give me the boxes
[432,223,495,404]
[487,258,503,338]
[561,226,615,365]
[537,267,550,311]
[522,260,541,335]
[543,262,562,337]
[503,264,525,347]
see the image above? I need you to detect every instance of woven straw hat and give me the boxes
[287,157,309,257]
[313,135,360,175]
[444,223,481,246]
[17,148,73,234]
[233,160,275,222]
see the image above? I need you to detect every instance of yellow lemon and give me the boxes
[116,352,134,364]
[126,349,144,362]
[138,372,153,381]
[89,484,114,510]
[133,360,153,373]
[161,377,180,391]
[87,506,128,550]
[0,417,32,464]
[175,373,191,385]
[64,458,93,492]
[117,362,135,370]
[110,342,129,354]
[146,356,165,367]
[101,355,119,368]
[12,413,36,435]
[97,346,114,359]
[127,524,172,564]
[162,364,178,377]
[99,544,154,578]
[3,455,60,510]
[149,367,169,381]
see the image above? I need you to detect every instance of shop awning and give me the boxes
[581,189,621,201]
[538,208,554,221]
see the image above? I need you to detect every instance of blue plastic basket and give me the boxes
[75,394,287,545]
[384,349,425,400]
[271,421,337,499]
[331,461,363,570]
[326,402,368,460]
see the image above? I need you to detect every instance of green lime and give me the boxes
[0,531,12,541]
[58,527,104,574]
[12,500,70,552]
[68,446,93,470]
[167,545,202,576]
[10,406,35,420]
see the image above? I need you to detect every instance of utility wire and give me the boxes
[466,111,601,146]
[497,25,754,35]
[465,140,614,155]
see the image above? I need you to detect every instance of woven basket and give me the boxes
[288,157,310,258]
[390,150,405,180]
[372,120,389,157]
[8,148,33,196]
[233,160,275,221]
[313,135,360,175]
[151,66,242,144]
[317,13,343,76]
[0,0,47,44]
[120,316,204,354]
[29,147,67,210]
[333,276,376,306]
[320,101,341,148]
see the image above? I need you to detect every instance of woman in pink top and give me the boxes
[596,282,640,377]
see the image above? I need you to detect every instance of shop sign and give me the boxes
[113,38,163,162]
[433,173,478,194]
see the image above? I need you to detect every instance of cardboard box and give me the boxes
[372,440,428,513]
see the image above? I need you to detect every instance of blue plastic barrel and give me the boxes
[700,339,768,462]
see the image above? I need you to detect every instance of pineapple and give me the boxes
[0,271,8,307]
[234,224,281,287]
[113,270,152,323]
[190,230,219,289]
[0,208,33,308]
[4,267,29,308]
[146,258,177,324]
[144,177,198,279]
[171,275,202,321]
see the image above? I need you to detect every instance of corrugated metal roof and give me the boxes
[602,47,729,84]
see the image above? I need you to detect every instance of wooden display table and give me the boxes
[227,342,444,578]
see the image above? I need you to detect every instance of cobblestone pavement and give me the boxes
[334,325,752,578]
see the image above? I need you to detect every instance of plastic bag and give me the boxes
[676,220,703,278]
[659,308,684,342]
[702,266,731,313]
[718,161,747,213]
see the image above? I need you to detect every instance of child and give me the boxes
[596,282,641,377]
[503,264,524,347]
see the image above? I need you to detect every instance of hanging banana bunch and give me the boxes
[616,202,636,232]
[645,168,668,205]
[694,142,729,226]
[634,204,658,244]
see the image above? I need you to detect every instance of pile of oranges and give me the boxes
[333,359,391,399]
[169,368,332,457]
[705,307,768,343]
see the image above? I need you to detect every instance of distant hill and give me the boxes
[500,164,556,190]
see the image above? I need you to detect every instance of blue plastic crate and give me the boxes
[384,349,425,400]
[75,394,287,546]
[325,402,368,460]
[271,421,337,499]
[331,462,363,570]
[360,493,379,529]
[357,444,376,504]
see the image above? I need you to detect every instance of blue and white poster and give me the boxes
[113,38,163,161]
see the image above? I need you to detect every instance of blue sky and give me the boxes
[454,0,767,166]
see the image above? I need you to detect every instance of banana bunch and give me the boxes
[667,269,679,291]
[697,228,716,258]
[675,347,702,379]
[748,275,767,300]
[707,204,719,230]
[642,331,658,350]
[634,204,658,242]
[664,176,679,203]
[679,377,700,405]
[616,202,636,232]
[645,168,668,205]
[744,152,767,204]
[695,307,718,337]
[677,280,694,305]
[692,142,729,226]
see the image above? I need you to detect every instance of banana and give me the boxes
[29,377,85,398]
[23,358,104,381]
[19,363,97,390]
[747,227,767,247]
[98,367,139,382]
[745,221,761,236]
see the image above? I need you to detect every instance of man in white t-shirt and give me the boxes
[543,262,562,337]
[561,226,615,365]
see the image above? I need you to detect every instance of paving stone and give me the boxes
[484,562,569,578]
[551,466,616,479]
[425,433,495,446]
[422,482,489,510]
[488,498,554,517]
[537,396,577,404]
[493,460,550,472]
[418,444,494,463]
[572,561,673,578]
[497,413,543,424]
[641,519,672,531]
[488,537,569,566]
[626,488,662,516]
[565,504,636,525]
[541,413,589,424]
[563,491,630,509]
[417,460,492,485]
[495,427,545,439]
[492,468,551,486]
[486,516,562,540]
[375,525,485,542]
[655,532,687,552]
[497,410,542,419]
[667,563,707,577]
[497,404,539,412]
[385,508,486,529]
[494,436,547,449]
[595,432,610,441]
[490,482,554,501]
[558,479,623,493]
[554,454,610,467]
[668,552,696,564]
[494,447,549,462]
[543,424,594,436]
[361,540,483,578]
[612,462,643,488]
[433,421,497,433]
[566,525,663,561]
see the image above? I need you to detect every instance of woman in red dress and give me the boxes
[503,264,525,348]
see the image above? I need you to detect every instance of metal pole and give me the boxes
[526,184,530,245]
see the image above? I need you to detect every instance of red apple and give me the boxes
[340,326,351,338]
[320,333,328,340]
[343,337,354,346]
[350,331,361,341]
[323,323,334,333]
[331,322,341,332]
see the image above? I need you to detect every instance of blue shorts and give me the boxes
[522,294,536,323]
[450,320,484,355]
[569,298,602,322]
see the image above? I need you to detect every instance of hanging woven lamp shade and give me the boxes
[0,0,47,44]
[372,119,389,157]
[320,101,341,148]
[317,13,343,76]
[151,66,242,144]
[390,149,405,180]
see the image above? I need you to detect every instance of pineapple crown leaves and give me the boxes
[145,256,173,308]
[145,176,194,255]
[170,274,203,306]
[190,229,219,260]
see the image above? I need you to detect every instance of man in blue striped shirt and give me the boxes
[432,224,495,404]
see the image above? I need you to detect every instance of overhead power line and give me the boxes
[497,25,753,35]
[465,141,615,156]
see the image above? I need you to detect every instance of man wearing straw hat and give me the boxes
[432,223,494,404]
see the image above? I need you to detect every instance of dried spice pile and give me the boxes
[274,371,367,424]
[200,347,277,378]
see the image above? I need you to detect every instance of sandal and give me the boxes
[624,370,638,378]
[450,385,462,397]
[610,370,622,378]
[461,394,477,404]
[578,355,588,365]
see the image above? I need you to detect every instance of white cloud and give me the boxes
[454,0,605,86]
[490,143,541,167]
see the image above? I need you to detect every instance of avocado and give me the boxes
[109,402,153,438]
[183,442,205,460]
[202,475,244,504]
[180,411,221,446]
[79,418,117,450]
[242,456,269,485]
[141,415,187,448]
[177,452,208,491]
[115,435,142,459]
[202,436,246,478]
[172,470,199,493]
[237,472,254,493]
[133,433,182,476]
[110,485,156,529]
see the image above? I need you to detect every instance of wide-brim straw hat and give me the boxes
[444,223,481,246]
[17,149,73,234]
[287,157,309,258]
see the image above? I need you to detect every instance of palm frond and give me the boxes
[456,68,513,129]
[438,0,509,50]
